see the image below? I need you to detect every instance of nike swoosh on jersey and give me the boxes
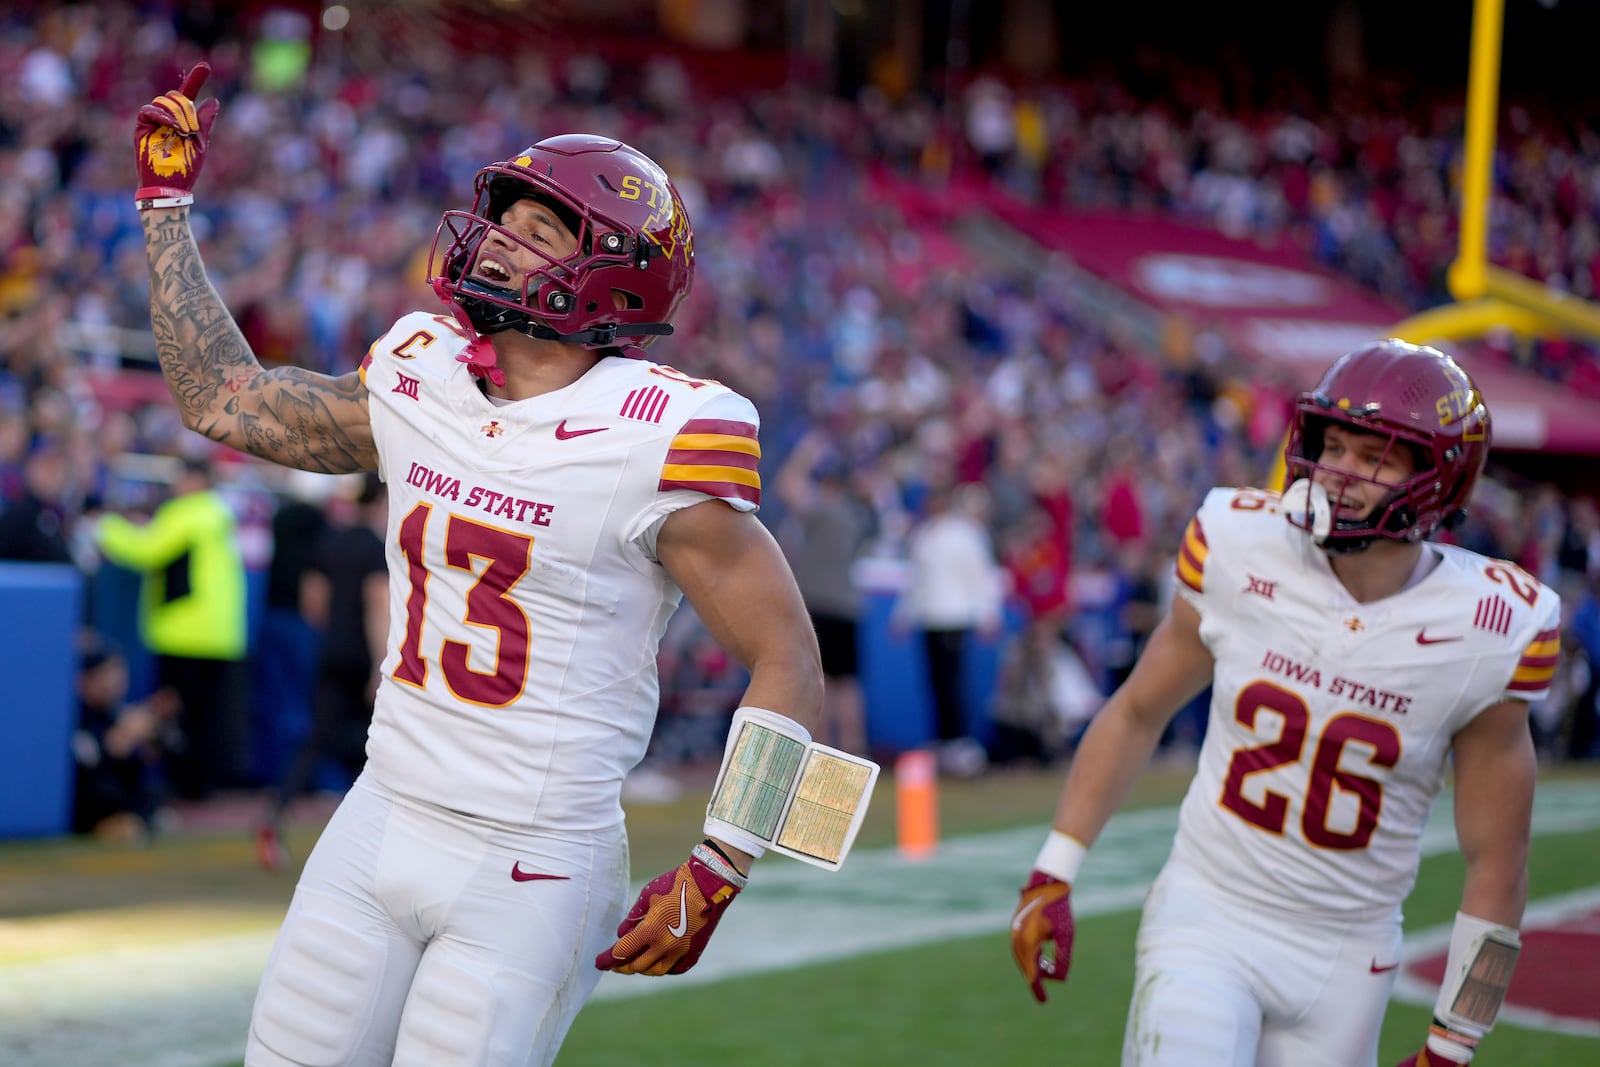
[1369,959,1400,973]
[1415,630,1464,645]
[511,862,571,882]
[666,882,690,937]
[554,420,609,440]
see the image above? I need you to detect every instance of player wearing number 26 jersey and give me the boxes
[135,66,825,1067]
[1011,339,1558,1067]
[1169,485,1558,921]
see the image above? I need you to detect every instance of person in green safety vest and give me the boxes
[96,454,248,799]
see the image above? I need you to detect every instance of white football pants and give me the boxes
[1122,860,1404,1067]
[245,772,629,1067]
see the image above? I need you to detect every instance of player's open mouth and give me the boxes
[476,256,514,283]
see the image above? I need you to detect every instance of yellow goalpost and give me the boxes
[1262,0,1597,492]
[1391,0,1600,346]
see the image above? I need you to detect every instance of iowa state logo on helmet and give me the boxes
[642,188,693,264]
[617,171,694,265]
[1433,360,1489,441]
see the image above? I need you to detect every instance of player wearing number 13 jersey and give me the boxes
[1011,339,1559,1067]
[135,64,822,1067]
[358,314,765,829]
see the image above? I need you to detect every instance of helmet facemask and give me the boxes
[441,179,633,340]
[1288,412,1453,553]
[427,136,696,392]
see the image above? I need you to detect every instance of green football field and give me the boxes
[562,829,1600,1066]
[3,763,1598,1066]
[559,767,1600,1066]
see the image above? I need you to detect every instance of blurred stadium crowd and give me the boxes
[3,1,1599,836]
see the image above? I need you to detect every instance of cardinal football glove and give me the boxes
[595,841,746,976]
[134,63,219,208]
[1011,870,1075,1003]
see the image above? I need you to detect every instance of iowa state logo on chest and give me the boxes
[402,460,556,529]
[1258,646,1416,715]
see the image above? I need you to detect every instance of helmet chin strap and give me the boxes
[450,279,674,347]
[515,318,674,347]
[431,278,506,387]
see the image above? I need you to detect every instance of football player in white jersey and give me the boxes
[134,67,825,1066]
[1010,339,1560,1067]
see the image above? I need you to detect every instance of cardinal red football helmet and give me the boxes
[1284,339,1491,552]
[429,134,695,349]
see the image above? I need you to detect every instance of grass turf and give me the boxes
[7,763,1597,1065]
[554,823,1600,1066]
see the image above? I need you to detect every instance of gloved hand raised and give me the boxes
[134,63,220,208]
[595,841,746,976]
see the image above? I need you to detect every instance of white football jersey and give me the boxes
[1166,486,1560,920]
[357,312,762,831]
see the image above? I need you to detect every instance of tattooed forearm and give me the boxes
[143,206,271,419]
[238,368,370,474]
[187,364,374,474]
[140,208,376,473]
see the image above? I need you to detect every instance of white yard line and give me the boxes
[3,781,1598,1067]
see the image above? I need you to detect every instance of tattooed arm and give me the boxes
[141,207,378,474]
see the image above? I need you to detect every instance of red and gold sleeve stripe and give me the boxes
[1175,516,1208,594]
[357,342,378,385]
[1507,627,1561,693]
[659,418,761,504]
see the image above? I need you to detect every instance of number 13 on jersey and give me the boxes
[392,502,535,708]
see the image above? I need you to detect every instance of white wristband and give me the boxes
[135,194,194,210]
[1033,830,1088,884]
[1425,1030,1476,1063]
[692,842,749,889]
[703,822,767,860]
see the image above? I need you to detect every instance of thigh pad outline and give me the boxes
[250,913,397,1066]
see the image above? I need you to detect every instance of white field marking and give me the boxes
[1390,884,1600,1040]
[2,780,1598,1066]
